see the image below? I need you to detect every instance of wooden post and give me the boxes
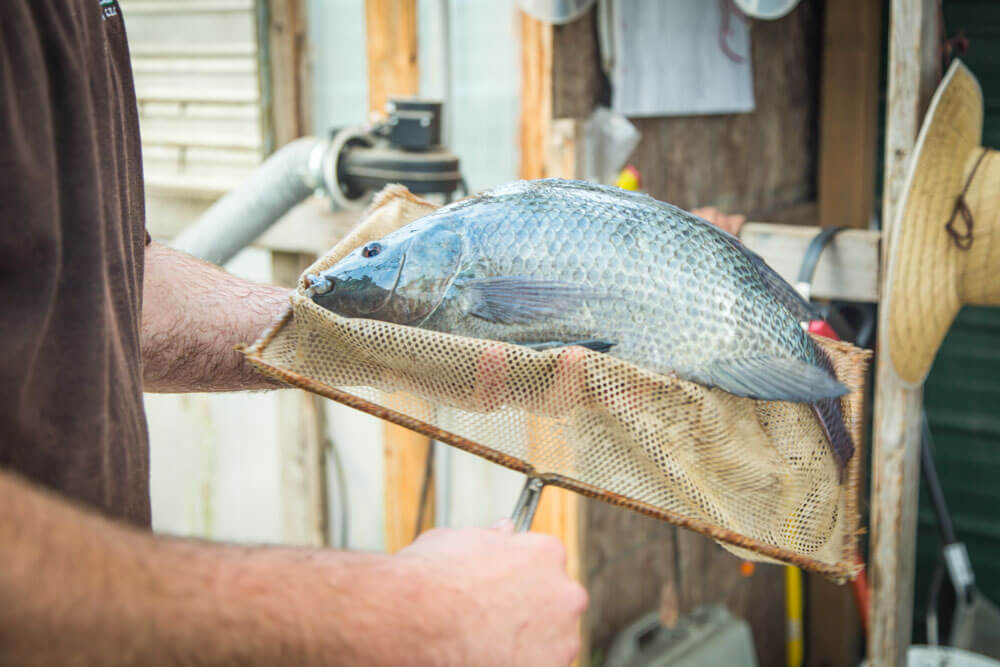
[520,4,587,649]
[869,0,939,664]
[364,0,419,116]
[363,0,434,552]
[262,0,329,547]
[817,0,882,229]
[263,0,311,150]
[383,412,435,553]
[519,11,553,180]
[272,252,330,547]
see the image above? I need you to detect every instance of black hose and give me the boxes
[920,412,959,546]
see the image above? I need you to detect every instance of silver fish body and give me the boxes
[309,179,853,471]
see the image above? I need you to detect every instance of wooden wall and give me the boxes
[553,1,823,218]
[549,3,826,663]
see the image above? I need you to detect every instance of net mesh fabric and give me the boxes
[245,186,871,580]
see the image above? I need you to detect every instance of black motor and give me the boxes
[334,99,463,202]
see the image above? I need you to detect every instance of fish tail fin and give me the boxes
[809,344,855,481]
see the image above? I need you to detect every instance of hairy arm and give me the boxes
[0,469,585,666]
[0,469,408,665]
[142,241,289,392]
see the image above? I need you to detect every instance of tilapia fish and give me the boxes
[307,179,854,473]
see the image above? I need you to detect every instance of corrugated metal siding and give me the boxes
[911,0,1000,639]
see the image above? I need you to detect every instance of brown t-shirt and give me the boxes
[0,1,150,526]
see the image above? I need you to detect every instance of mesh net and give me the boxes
[245,186,871,581]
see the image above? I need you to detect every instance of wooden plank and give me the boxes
[523,115,588,667]
[364,0,419,116]
[519,11,553,180]
[739,223,881,302]
[869,0,940,664]
[362,0,431,554]
[548,119,586,182]
[552,7,601,120]
[151,195,879,307]
[757,201,818,227]
[264,0,311,151]
[383,412,435,553]
[254,198,363,256]
[806,572,862,667]
[625,2,823,216]
[546,8,823,664]
[144,195,361,248]
[272,251,329,547]
[817,0,882,229]
[532,478,585,588]
[263,0,327,549]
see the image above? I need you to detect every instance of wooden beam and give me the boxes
[363,0,432,553]
[532,479,585,591]
[552,7,601,120]
[869,1,940,664]
[519,11,553,180]
[517,115,589,666]
[548,118,586,183]
[383,409,434,553]
[272,251,329,547]
[263,0,311,151]
[149,197,882,307]
[364,0,419,116]
[817,0,882,229]
[739,223,881,303]
[263,0,327,548]
[806,572,862,667]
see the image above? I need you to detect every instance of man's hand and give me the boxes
[0,470,586,666]
[691,206,746,236]
[397,520,588,667]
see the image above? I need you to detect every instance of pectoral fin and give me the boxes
[696,356,848,403]
[459,276,602,325]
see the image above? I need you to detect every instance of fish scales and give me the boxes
[425,181,810,373]
[308,179,855,473]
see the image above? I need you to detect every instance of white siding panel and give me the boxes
[123,0,263,202]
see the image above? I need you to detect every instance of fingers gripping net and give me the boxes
[245,186,871,580]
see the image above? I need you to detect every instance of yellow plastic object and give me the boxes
[785,566,804,667]
[615,164,641,191]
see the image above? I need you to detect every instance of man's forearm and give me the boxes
[142,241,289,392]
[0,469,451,666]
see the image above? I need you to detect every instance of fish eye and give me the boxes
[361,242,383,258]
